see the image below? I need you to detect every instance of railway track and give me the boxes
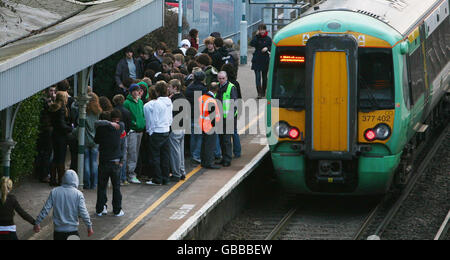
[220,124,449,240]
[434,210,449,240]
[265,202,376,240]
[356,124,449,240]
[263,124,449,240]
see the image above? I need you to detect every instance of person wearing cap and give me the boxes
[185,68,208,164]
[210,32,221,38]
[115,47,143,95]
[123,84,146,184]
[179,39,191,56]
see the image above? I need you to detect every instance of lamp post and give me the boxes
[240,0,248,64]
[178,0,183,46]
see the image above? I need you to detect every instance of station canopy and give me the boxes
[0,0,164,111]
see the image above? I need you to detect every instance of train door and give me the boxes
[305,35,358,160]
[312,51,349,152]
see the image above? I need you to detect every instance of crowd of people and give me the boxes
[0,25,272,240]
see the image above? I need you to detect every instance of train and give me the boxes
[266,0,449,194]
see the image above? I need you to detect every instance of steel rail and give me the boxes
[265,207,297,240]
[370,124,449,239]
[434,210,450,240]
[352,202,383,240]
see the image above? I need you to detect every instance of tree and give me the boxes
[93,6,190,98]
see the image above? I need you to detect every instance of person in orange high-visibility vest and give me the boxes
[198,82,221,169]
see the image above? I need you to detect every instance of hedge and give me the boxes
[0,92,42,183]
[94,6,189,98]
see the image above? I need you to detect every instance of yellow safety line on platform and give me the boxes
[113,165,202,240]
[113,111,265,240]
[238,112,264,135]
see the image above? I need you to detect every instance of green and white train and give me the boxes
[266,0,449,194]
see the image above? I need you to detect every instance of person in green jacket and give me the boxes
[123,84,146,184]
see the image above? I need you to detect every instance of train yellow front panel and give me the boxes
[271,107,305,141]
[312,51,348,151]
[358,110,395,144]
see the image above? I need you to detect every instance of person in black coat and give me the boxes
[94,109,126,216]
[48,91,73,186]
[112,94,132,185]
[201,36,223,72]
[115,47,143,95]
[0,177,36,240]
[112,94,132,134]
[35,86,56,183]
[250,24,272,98]
[185,69,208,164]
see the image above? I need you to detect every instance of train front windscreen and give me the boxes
[272,46,306,109]
[358,48,395,110]
[272,46,395,111]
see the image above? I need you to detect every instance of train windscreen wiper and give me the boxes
[282,96,304,109]
[358,76,381,110]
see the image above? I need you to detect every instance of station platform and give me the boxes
[11,51,270,240]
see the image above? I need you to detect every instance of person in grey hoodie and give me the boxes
[34,170,93,240]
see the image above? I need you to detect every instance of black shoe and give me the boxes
[204,164,221,169]
[215,160,224,165]
[180,175,186,180]
[169,176,180,182]
[191,158,201,165]
[222,162,231,167]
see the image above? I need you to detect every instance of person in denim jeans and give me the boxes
[73,93,102,189]
[112,94,132,185]
[94,109,126,217]
[185,69,207,164]
[168,79,186,181]
[123,84,146,184]
[220,64,242,158]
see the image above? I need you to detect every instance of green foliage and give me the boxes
[0,93,42,183]
[93,50,123,99]
[93,6,189,98]
[11,94,42,182]
[131,7,190,52]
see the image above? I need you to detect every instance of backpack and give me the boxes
[222,53,235,67]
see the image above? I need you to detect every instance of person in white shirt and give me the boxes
[143,81,173,185]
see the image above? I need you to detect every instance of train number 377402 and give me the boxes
[361,115,391,122]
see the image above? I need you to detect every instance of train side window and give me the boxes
[425,21,447,82]
[407,46,425,105]
[439,19,450,63]
[402,56,411,110]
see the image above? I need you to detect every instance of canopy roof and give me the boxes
[0,0,163,111]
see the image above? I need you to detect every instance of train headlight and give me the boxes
[288,127,300,139]
[275,121,290,138]
[364,129,376,141]
[364,124,391,141]
[374,124,391,140]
